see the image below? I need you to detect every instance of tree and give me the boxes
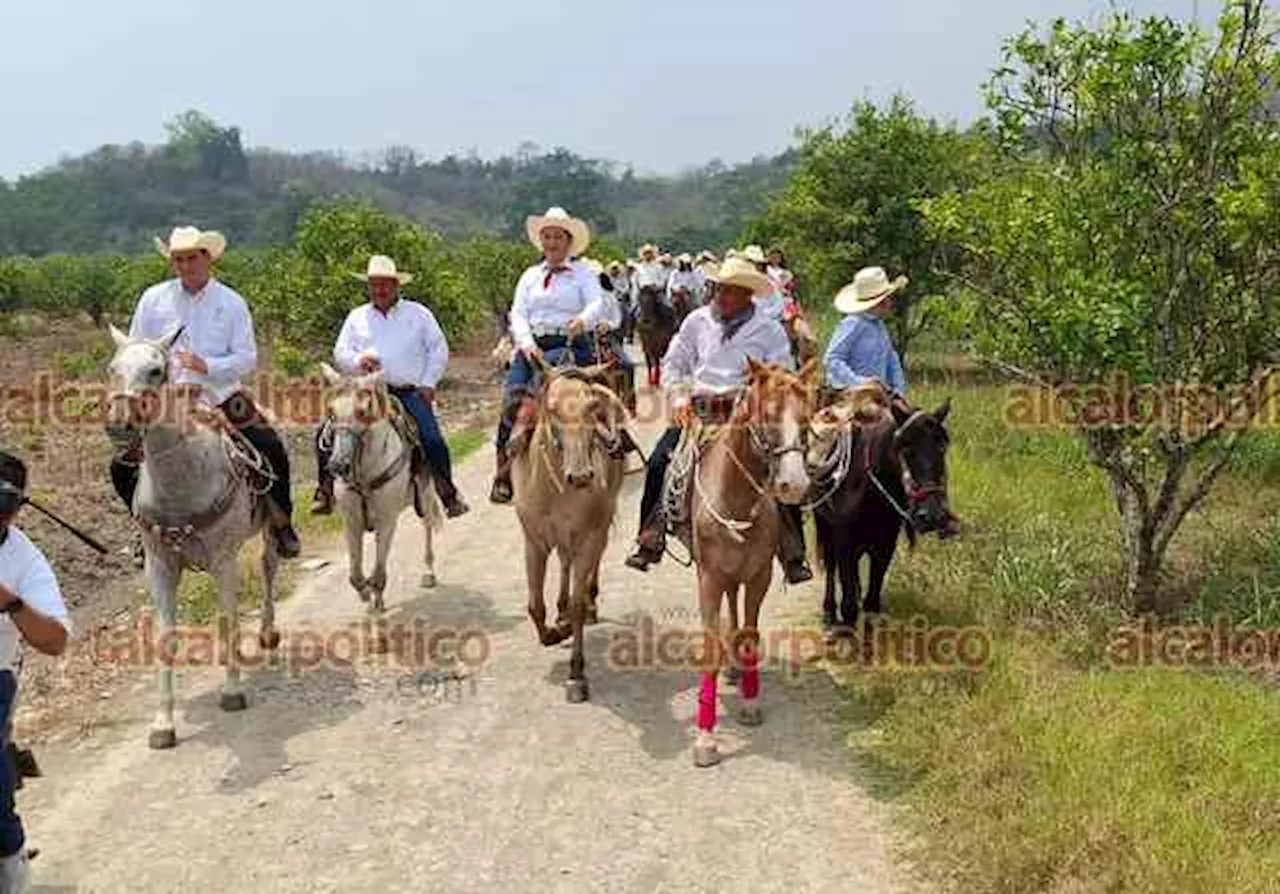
[920,0,1280,612]
[749,96,990,359]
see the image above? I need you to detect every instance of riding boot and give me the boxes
[310,479,334,515]
[489,447,513,504]
[624,525,665,571]
[777,504,813,584]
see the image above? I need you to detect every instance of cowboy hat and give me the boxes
[834,266,908,314]
[637,243,659,258]
[697,250,718,263]
[352,254,414,285]
[708,256,772,297]
[580,257,604,275]
[526,206,591,256]
[676,253,693,265]
[740,244,767,265]
[607,260,623,273]
[154,226,226,261]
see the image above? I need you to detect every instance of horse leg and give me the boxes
[693,569,725,768]
[864,533,899,638]
[839,540,861,637]
[586,563,600,626]
[369,510,399,615]
[722,589,742,686]
[258,528,281,660]
[816,514,839,640]
[526,539,564,647]
[217,557,247,713]
[566,533,606,703]
[147,552,180,749]
[420,476,437,589]
[736,566,770,727]
[344,507,368,602]
[553,545,572,636]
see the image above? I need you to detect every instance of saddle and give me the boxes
[659,394,741,552]
[805,383,894,501]
[384,390,431,519]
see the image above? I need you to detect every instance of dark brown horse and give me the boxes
[807,389,955,641]
[635,285,677,387]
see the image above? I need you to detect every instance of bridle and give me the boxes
[319,392,411,514]
[865,410,948,527]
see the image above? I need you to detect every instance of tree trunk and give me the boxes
[1120,506,1162,614]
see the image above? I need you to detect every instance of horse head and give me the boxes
[888,397,953,536]
[535,366,628,491]
[741,357,820,505]
[318,362,394,483]
[105,322,189,444]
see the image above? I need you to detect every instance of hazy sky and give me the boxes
[0,0,1213,179]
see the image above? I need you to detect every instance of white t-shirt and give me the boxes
[0,525,72,674]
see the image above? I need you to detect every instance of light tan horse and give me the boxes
[510,361,630,702]
[681,357,818,767]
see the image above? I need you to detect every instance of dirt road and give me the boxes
[17,369,929,894]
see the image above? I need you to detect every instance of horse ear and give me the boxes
[156,323,185,353]
[319,362,344,387]
[934,397,951,425]
[108,324,129,349]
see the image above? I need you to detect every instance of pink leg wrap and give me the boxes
[697,672,718,732]
[741,649,760,700]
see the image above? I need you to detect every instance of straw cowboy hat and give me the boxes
[697,250,718,263]
[739,244,767,265]
[154,226,226,261]
[708,256,772,297]
[580,257,604,276]
[352,254,414,285]
[834,266,908,314]
[676,253,693,266]
[526,206,591,256]
[607,260,623,274]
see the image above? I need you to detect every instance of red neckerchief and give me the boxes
[543,261,572,289]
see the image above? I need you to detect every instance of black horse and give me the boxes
[809,393,955,640]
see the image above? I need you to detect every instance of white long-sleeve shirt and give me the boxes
[509,259,610,351]
[128,277,257,407]
[0,525,72,674]
[667,269,703,306]
[661,304,793,401]
[333,299,449,389]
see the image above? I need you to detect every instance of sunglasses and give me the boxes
[0,481,24,516]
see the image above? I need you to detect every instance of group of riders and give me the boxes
[106,208,955,576]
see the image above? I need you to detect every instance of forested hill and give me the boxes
[0,110,797,257]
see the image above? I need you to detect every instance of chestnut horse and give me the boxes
[635,285,677,387]
[679,358,818,767]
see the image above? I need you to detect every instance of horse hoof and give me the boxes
[738,703,763,726]
[722,665,742,686]
[220,692,248,712]
[692,743,721,768]
[585,607,599,625]
[566,680,589,703]
[422,572,437,589]
[540,627,571,647]
[259,630,281,651]
[148,729,177,750]
[356,589,370,603]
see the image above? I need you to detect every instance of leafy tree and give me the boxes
[749,96,990,360]
[920,0,1280,612]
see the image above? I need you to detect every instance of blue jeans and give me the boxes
[495,335,599,450]
[391,389,459,502]
[0,671,23,858]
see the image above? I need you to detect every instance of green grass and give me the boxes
[173,426,487,624]
[822,370,1280,893]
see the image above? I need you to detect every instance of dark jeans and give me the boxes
[637,425,807,564]
[315,389,459,502]
[495,335,599,451]
[0,671,23,858]
[110,392,294,520]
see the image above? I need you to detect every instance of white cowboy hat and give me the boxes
[352,254,414,285]
[740,244,767,265]
[526,206,591,256]
[708,257,772,297]
[834,266,908,314]
[154,226,226,261]
[580,257,604,276]
[676,253,693,265]
[607,259,623,273]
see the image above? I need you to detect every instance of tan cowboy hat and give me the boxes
[581,257,604,275]
[637,243,659,258]
[154,225,226,261]
[708,257,772,297]
[834,266,908,314]
[658,253,673,265]
[526,206,591,256]
[352,254,414,285]
[607,260,623,273]
[740,244,767,265]
[697,250,718,263]
[676,253,693,265]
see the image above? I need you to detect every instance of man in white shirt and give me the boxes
[623,258,813,583]
[0,451,71,893]
[490,207,614,504]
[312,255,470,518]
[666,254,703,318]
[740,244,787,323]
[108,226,301,557]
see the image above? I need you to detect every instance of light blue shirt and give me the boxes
[824,313,906,396]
